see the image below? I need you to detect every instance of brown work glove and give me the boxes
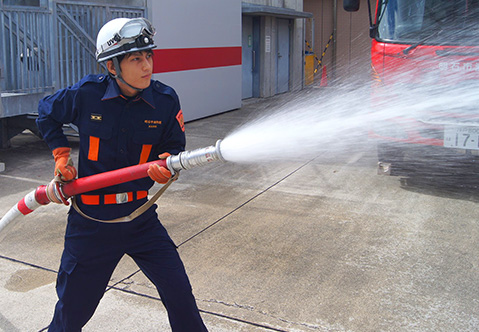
[53,147,77,182]
[147,153,175,184]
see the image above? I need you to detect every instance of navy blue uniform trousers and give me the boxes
[48,208,207,332]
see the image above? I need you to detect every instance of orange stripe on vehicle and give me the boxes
[137,191,148,199]
[139,144,152,164]
[88,136,100,161]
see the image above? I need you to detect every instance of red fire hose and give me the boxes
[0,140,225,241]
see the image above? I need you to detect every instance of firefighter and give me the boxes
[36,17,208,331]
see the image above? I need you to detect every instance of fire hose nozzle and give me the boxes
[166,139,225,173]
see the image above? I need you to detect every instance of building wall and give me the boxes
[243,0,307,98]
[148,0,312,120]
[304,0,335,74]
[335,0,370,82]
[304,0,370,84]
[148,0,242,122]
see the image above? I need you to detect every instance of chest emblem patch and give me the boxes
[144,119,162,128]
[90,113,102,122]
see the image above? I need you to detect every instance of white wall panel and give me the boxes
[149,0,242,121]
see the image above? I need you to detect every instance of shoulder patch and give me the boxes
[176,110,185,132]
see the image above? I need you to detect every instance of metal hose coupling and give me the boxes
[166,139,225,173]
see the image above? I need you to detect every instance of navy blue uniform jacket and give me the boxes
[36,74,186,220]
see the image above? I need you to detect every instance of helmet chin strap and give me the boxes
[111,57,143,93]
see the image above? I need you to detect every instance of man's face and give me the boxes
[109,50,153,96]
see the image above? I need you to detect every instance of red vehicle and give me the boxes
[344,0,479,178]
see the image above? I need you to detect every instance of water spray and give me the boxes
[4,72,479,241]
[0,140,225,241]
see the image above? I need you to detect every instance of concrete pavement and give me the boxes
[1,88,478,331]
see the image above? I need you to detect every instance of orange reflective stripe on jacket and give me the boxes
[88,136,100,161]
[80,191,148,205]
[139,144,152,164]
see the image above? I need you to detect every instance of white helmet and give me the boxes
[96,17,156,63]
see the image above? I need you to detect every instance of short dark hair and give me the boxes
[116,49,154,64]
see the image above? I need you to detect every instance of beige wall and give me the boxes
[304,0,370,84]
